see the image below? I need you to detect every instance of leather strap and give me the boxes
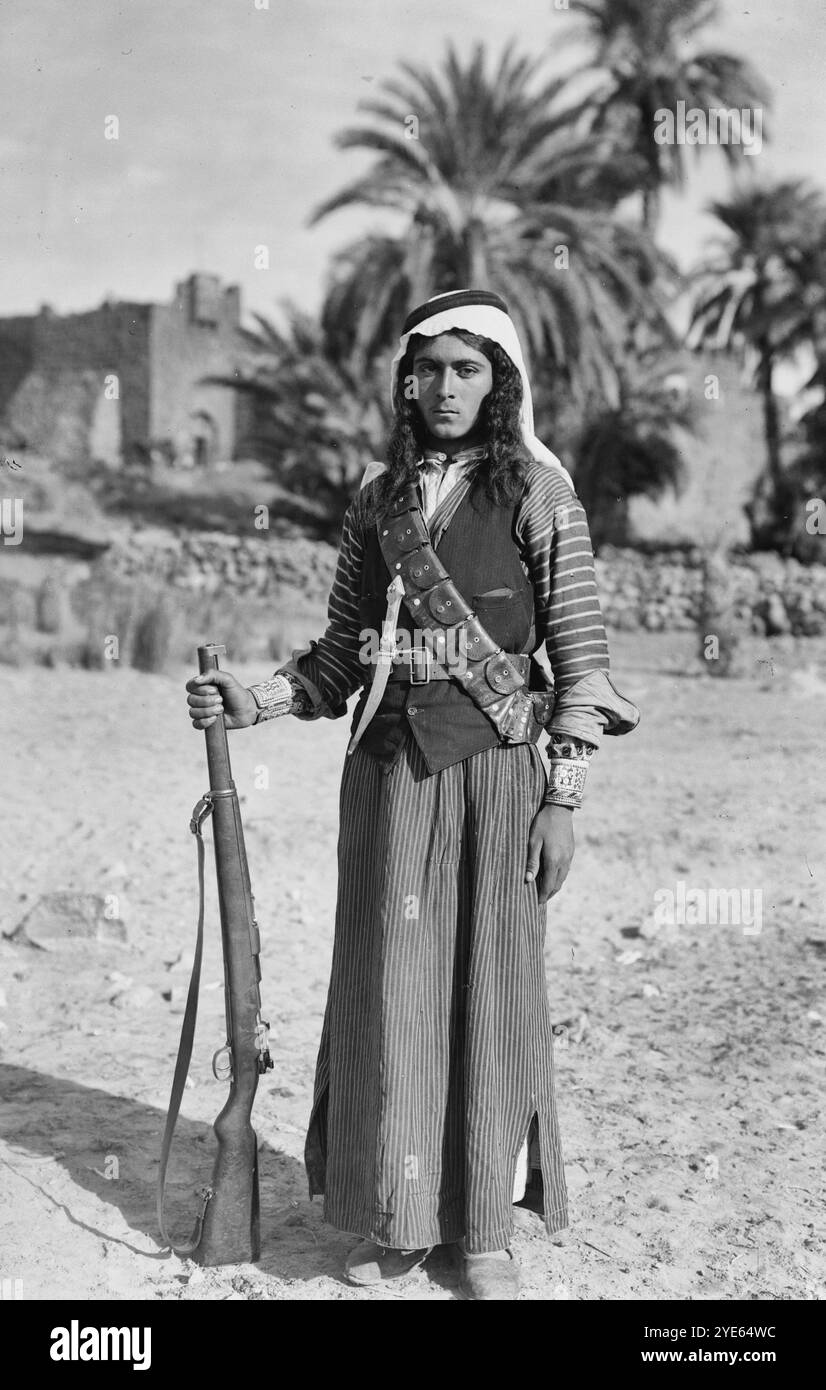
[156,795,215,1254]
[377,483,554,742]
[384,651,531,683]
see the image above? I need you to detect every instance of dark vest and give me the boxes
[351,476,544,773]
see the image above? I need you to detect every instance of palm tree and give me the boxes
[563,0,771,234]
[688,179,826,547]
[224,307,390,535]
[572,352,694,546]
[312,42,672,405]
[782,212,826,557]
[782,203,826,396]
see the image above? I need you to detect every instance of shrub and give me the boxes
[35,576,65,635]
[130,592,178,673]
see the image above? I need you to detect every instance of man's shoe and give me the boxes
[458,1249,520,1301]
[344,1241,432,1286]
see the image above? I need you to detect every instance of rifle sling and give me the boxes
[156,795,215,1256]
[376,481,554,743]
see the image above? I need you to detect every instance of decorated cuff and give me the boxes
[249,672,313,723]
[276,644,349,722]
[544,736,597,809]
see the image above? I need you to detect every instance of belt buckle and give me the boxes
[409,645,431,685]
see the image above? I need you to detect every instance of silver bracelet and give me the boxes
[544,757,590,808]
[544,735,596,808]
[249,674,296,723]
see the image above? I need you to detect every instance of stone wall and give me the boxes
[98,529,340,607]
[95,532,826,637]
[595,547,826,636]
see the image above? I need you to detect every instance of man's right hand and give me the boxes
[185,670,259,730]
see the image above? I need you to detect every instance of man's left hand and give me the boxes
[525,804,575,905]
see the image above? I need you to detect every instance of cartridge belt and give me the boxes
[376,483,554,742]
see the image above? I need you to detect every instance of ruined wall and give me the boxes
[6,370,108,465]
[31,304,152,461]
[2,305,152,463]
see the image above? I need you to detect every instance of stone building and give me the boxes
[0,274,254,467]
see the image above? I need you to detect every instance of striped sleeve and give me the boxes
[276,494,368,719]
[514,462,610,695]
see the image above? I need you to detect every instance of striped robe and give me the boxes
[289,461,610,1252]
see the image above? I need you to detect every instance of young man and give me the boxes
[186,289,639,1300]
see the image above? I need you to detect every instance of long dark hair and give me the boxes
[365,329,532,520]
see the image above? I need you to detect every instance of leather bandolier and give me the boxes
[349,476,556,773]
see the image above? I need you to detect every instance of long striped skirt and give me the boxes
[304,732,568,1253]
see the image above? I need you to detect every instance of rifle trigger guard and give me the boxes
[212,1044,233,1081]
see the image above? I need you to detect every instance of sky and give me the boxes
[2,0,826,322]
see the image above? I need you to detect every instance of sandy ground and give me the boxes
[1,631,825,1302]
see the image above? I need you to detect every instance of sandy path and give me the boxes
[1,632,824,1300]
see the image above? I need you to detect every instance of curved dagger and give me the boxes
[347,574,405,755]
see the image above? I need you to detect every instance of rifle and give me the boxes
[157,642,273,1265]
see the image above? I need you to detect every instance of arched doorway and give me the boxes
[188,410,218,467]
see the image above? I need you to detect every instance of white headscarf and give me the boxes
[367,290,574,490]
